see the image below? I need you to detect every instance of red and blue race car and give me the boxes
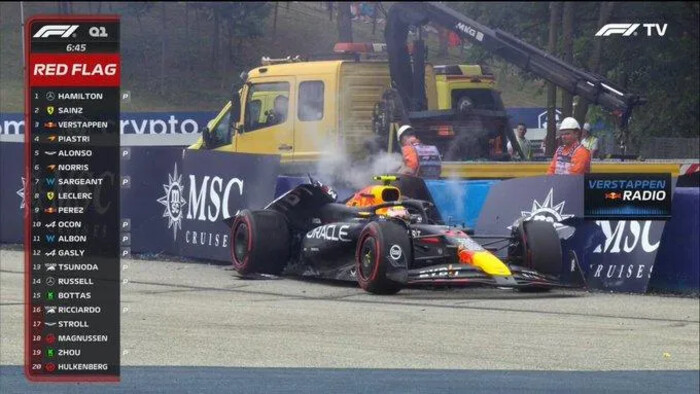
[230,176,584,294]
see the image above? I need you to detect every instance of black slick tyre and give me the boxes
[355,220,409,295]
[230,209,290,275]
[521,220,562,276]
[516,220,562,292]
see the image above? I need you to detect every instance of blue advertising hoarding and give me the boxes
[177,150,281,261]
[1,141,696,293]
[120,147,281,261]
[475,175,669,293]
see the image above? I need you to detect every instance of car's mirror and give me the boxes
[201,126,213,149]
[231,89,242,124]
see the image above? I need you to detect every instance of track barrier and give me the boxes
[1,141,697,293]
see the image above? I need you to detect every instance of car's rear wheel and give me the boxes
[231,209,290,275]
[355,221,409,295]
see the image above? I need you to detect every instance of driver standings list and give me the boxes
[25,17,120,382]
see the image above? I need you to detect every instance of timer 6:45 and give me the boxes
[66,43,87,52]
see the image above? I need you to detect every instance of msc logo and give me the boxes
[593,221,659,254]
[33,25,79,38]
[595,23,667,37]
[518,188,573,228]
[157,163,187,240]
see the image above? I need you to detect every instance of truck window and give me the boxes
[451,89,499,111]
[298,81,324,121]
[211,111,232,145]
[246,99,262,127]
[244,82,290,133]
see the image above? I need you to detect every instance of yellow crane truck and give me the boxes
[191,2,677,178]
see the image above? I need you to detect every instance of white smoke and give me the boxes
[315,142,403,190]
[296,82,405,191]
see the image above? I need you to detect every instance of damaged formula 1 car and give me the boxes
[229,176,584,294]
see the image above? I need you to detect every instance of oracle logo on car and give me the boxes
[306,224,351,242]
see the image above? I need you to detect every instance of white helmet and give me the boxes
[397,124,414,140]
[559,117,580,131]
[583,122,591,131]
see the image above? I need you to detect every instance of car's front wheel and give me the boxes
[511,220,563,292]
[355,221,409,295]
[521,220,562,276]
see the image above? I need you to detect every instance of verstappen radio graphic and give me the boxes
[584,174,672,220]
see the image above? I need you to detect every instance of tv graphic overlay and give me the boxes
[25,16,121,382]
[584,173,672,220]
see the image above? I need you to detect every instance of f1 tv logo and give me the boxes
[33,25,79,38]
[595,23,668,37]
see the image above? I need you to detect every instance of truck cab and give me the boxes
[191,59,392,165]
[434,64,500,112]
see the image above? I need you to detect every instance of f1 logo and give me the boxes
[595,23,640,37]
[33,25,79,38]
[595,23,668,37]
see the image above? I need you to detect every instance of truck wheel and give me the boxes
[231,209,290,275]
[520,220,562,276]
[355,221,409,295]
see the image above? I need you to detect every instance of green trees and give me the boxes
[192,3,272,68]
[448,2,699,139]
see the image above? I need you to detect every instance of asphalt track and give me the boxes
[1,249,698,393]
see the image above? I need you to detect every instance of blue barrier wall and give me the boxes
[121,147,280,261]
[121,146,186,257]
[475,175,672,293]
[649,187,700,293]
[424,179,499,228]
[1,141,697,293]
